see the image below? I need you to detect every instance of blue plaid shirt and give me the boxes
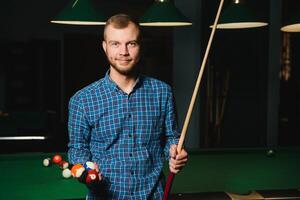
[68,71,179,199]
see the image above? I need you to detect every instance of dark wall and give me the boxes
[0,0,300,152]
[0,0,173,152]
[199,0,270,148]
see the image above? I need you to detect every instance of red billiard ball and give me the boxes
[85,170,100,184]
[52,154,62,164]
[58,160,69,169]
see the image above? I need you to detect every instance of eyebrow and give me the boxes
[107,40,139,44]
[108,40,119,44]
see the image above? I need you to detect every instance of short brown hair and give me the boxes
[103,14,141,41]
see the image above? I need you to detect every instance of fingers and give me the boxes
[169,160,186,169]
[93,162,102,181]
[169,166,180,174]
[169,156,188,172]
[168,147,188,174]
[175,149,188,160]
[169,159,186,174]
[170,156,188,165]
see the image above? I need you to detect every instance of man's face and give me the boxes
[102,23,141,76]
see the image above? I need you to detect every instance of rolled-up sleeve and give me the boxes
[163,86,180,160]
[68,95,91,165]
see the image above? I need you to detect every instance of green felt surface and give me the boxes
[170,148,300,194]
[0,153,87,200]
[0,148,299,199]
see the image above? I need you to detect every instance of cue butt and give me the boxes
[162,172,175,200]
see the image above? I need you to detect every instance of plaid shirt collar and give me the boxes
[103,69,149,94]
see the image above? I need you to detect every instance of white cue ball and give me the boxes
[62,168,72,179]
[43,158,51,167]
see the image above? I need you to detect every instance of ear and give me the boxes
[102,41,107,53]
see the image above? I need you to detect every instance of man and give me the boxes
[68,14,188,199]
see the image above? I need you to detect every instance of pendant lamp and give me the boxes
[281,12,300,32]
[140,0,192,26]
[210,0,268,29]
[51,0,106,25]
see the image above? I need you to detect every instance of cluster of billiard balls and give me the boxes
[43,154,72,178]
[43,154,101,184]
[71,162,101,184]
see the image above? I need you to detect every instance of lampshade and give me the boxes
[139,0,192,26]
[210,0,268,29]
[51,0,106,25]
[281,13,300,32]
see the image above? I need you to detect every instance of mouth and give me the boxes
[117,59,131,62]
[117,59,132,65]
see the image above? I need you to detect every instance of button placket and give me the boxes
[127,94,134,145]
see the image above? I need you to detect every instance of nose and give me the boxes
[120,44,129,56]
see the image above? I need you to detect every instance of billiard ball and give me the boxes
[266,149,275,156]
[71,164,85,178]
[58,160,69,169]
[52,154,62,164]
[43,158,51,167]
[84,161,96,171]
[62,168,72,179]
[85,170,100,184]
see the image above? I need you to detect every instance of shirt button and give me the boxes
[131,192,134,195]
[128,114,131,118]
[130,171,134,175]
[129,134,132,137]
[129,153,133,157]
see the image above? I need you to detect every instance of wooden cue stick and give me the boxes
[177,0,224,152]
[162,0,225,199]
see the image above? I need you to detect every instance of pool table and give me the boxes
[0,148,299,199]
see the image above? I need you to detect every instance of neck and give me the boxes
[109,67,138,94]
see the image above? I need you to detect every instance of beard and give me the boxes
[108,57,140,77]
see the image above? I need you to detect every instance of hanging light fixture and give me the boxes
[139,0,192,26]
[281,12,300,32]
[210,0,268,29]
[51,0,106,25]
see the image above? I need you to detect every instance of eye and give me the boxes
[110,42,119,47]
[128,41,138,47]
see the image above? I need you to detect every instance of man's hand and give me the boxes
[169,144,188,174]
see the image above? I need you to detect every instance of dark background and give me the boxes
[0,0,299,153]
